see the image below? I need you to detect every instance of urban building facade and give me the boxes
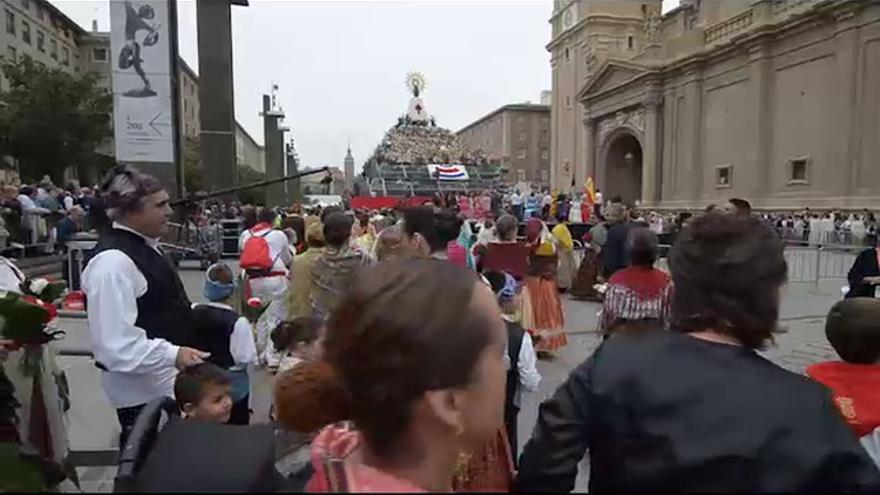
[1,0,266,184]
[549,0,880,210]
[0,0,83,85]
[457,103,551,187]
[235,122,265,174]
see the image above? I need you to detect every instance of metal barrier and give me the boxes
[653,243,858,289]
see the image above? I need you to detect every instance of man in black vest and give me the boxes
[82,165,209,447]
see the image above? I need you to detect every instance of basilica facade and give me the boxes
[549,0,880,210]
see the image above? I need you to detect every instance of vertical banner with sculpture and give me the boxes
[110,0,175,163]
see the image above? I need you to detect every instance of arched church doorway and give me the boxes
[603,132,643,206]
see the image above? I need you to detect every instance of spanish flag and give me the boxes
[584,176,597,206]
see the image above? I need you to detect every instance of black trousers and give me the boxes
[116,403,146,452]
[229,395,250,425]
[504,404,520,469]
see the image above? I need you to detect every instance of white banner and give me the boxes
[110,0,175,163]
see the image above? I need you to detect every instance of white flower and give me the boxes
[29,278,50,295]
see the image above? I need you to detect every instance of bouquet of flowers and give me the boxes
[0,291,63,377]
[20,278,67,307]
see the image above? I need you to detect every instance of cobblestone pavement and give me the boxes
[56,265,846,492]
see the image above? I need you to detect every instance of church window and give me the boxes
[787,156,810,185]
[715,165,732,188]
[541,149,549,160]
[518,148,528,160]
[517,169,526,182]
[517,131,526,141]
[565,47,570,62]
[565,96,572,109]
[541,170,549,183]
[627,35,634,51]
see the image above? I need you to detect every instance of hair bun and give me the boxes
[274,361,350,434]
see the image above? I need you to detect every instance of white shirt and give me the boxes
[542,194,553,208]
[17,194,40,212]
[0,256,25,293]
[509,321,541,408]
[82,223,179,408]
[63,196,75,211]
[190,302,257,366]
[510,192,523,206]
[238,225,292,299]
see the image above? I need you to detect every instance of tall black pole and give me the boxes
[168,0,184,199]
[197,0,244,192]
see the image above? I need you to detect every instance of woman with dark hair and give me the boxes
[275,259,511,492]
[282,215,306,255]
[522,218,567,356]
[240,205,258,231]
[570,220,607,301]
[480,214,528,280]
[598,227,672,336]
[518,214,880,493]
[309,212,370,320]
[846,241,880,299]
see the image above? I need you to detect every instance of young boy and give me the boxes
[806,298,880,466]
[191,263,257,425]
[174,362,234,423]
[484,270,541,465]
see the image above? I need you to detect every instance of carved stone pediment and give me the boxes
[577,59,654,101]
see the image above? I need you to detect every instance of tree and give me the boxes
[0,57,112,184]
[237,165,266,205]
[182,138,204,192]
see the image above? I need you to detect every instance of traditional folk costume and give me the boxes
[521,219,567,353]
[599,266,673,336]
[570,224,606,301]
[239,222,293,368]
[552,222,576,292]
[83,223,200,445]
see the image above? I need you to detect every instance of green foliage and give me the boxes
[238,164,266,205]
[0,291,48,343]
[183,138,204,192]
[0,57,112,184]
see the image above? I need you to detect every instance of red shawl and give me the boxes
[806,361,880,437]
[607,266,671,299]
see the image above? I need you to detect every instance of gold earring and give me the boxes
[454,424,465,437]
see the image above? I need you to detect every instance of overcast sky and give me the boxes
[56,0,678,172]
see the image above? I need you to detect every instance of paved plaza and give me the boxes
[56,264,847,492]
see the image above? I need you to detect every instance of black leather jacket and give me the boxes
[517,331,880,493]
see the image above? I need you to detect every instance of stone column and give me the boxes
[748,41,773,202]
[581,116,595,188]
[197,0,239,191]
[641,95,662,206]
[685,68,704,204]
[833,7,861,199]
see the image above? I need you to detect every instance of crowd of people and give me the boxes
[370,120,495,166]
[6,162,880,492]
[0,179,95,254]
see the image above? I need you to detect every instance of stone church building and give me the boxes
[549,0,880,210]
